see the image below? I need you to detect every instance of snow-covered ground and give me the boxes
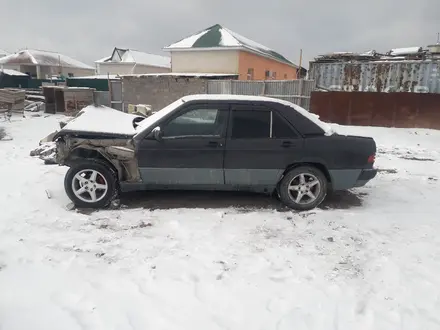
[1,114,440,330]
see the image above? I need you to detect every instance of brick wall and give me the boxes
[122,76,209,111]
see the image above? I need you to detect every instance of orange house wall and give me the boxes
[238,50,297,80]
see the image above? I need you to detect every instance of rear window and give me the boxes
[231,110,270,139]
[272,111,298,138]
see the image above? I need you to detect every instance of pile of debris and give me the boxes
[25,90,45,112]
[30,117,75,164]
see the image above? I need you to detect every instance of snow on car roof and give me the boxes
[181,94,334,135]
[135,94,333,136]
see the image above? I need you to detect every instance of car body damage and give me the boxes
[55,135,141,182]
[50,105,147,183]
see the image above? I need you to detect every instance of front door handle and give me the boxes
[207,141,223,147]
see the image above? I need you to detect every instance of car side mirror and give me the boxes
[152,126,163,141]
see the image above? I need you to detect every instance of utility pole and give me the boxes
[298,49,303,79]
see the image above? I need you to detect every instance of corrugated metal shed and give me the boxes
[309,59,440,93]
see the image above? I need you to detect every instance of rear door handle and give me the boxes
[207,141,223,147]
[281,141,293,148]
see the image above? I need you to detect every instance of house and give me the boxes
[164,24,298,80]
[95,48,171,75]
[0,49,95,79]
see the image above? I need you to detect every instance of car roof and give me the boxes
[181,94,288,104]
[181,94,333,136]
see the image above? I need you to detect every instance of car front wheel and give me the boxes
[278,166,328,211]
[64,161,117,208]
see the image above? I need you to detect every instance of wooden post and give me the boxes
[298,79,304,107]
[107,73,112,107]
[261,81,266,96]
[298,49,303,79]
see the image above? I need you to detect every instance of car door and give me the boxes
[224,104,303,187]
[137,103,228,186]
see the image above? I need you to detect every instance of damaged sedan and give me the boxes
[52,94,378,211]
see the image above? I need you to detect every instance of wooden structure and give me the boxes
[0,88,26,118]
[43,86,95,114]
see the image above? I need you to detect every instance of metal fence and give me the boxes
[309,60,440,93]
[93,91,110,106]
[207,79,316,109]
[310,91,440,129]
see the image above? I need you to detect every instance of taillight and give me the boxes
[367,154,376,164]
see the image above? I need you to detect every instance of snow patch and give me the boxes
[60,106,143,136]
[166,28,211,48]
[219,29,241,47]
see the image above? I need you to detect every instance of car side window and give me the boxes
[162,108,226,138]
[231,110,270,139]
[272,111,298,138]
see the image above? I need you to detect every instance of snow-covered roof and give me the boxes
[0,68,28,76]
[96,48,171,69]
[136,94,333,136]
[165,24,296,67]
[0,49,94,70]
[0,49,8,56]
[68,74,119,80]
[120,72,238,78]
[389,47,422,56]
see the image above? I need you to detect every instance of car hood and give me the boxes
[53,105,145,139]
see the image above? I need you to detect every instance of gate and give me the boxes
[109,79,123,111]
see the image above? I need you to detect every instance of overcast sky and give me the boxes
[1,0,439,68]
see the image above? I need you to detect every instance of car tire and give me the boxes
[278,166,328,211]
[64,160,117,209]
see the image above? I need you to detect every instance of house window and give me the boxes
[272,72,277,79]
[247,68,254,80]
[265,70,270,79]
[284,74,288,79]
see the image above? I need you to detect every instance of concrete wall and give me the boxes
[122,75,209,111]
[97,63,171,75]
[238,50,297,80]
[171,50,239,74]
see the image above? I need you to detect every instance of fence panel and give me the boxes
[310,91,440,129]
[94,91,110,106]
[109,79,123,111]
[207,79,315,109]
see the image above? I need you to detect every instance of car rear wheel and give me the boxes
[64,161,117,208]
[278,166,327,211]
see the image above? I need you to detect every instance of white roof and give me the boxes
[164,24,295,67]
[390,47,422,56]
[0,68,28,76]
[96,48,171,69]
[136,94,333,136]
[0,49,8,56]
[0,49,94,70]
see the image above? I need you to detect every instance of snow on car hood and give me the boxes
[59,106,144,136]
